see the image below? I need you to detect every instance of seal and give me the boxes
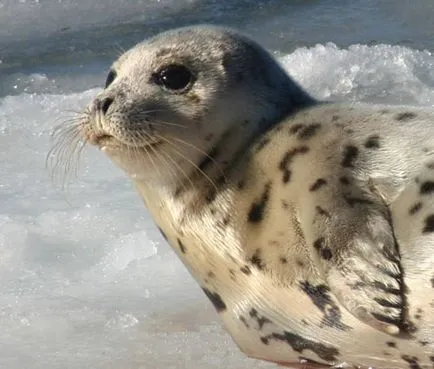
[52,25,434,368]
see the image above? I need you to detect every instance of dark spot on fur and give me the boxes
[332,115,339,121]
[386,341,397,348]
[256,137,271,152]
[280,257,288,264]
[279,146,309,184]
[409,202,423,215]
[289,124,304,135]
[344,196,373,207]
[261,331,340,361]
[207,271,215,279]
[313,238,332,259]
[198,146,218,172]
[177,239,186,254]
[429,356,434,362]
[396,112,417,121]
[313,237,325,251]
[250,249,265,270]
[205,189,217,204]
[216,176,226,186]
[420,181,434,194]
[297,123,321,140]
[239,315,249,328]
[174,186,183,198]
[423,215,434,233]
[237,179,246,190]
[222,215,230,226]
[248,182,271,223]
[401,355,421,369]
[301,319,309,326]
[240,265,252,275]
[202,288,227,312]
[320,248,333,260]
[157,227,168,241]
[430,276,434,288]
[339,176,350,185]
[418,340,429,346]
[316,206,331,218]
[341,145,359,168]
[426,162,434,170]
[249,308,272,330]
[296,259,305,267]
[299,281,351,331]
[310,178,327,192]
[364,135,381,149]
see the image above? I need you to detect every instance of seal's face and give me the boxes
[69,26,299,183]
[79,27,276,181]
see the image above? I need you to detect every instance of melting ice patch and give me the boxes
[1,43,434,368]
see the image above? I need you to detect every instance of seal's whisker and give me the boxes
[47,113,87,189]
[151,119,188,129]
[168,136,227,181]
[154,133,217,191]
[141,132,179,184]
[51,133,83,188]
[134,130,190,191]
[158,146,193,192]
[133,131,161,179]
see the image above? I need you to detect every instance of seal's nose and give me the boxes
[96,97,114,115]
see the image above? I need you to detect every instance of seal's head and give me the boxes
[76,26,312,184]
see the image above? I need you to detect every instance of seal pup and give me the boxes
[53,26,434,368]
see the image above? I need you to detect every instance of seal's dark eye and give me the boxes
[105,70,117,88]
[153,64,193,91]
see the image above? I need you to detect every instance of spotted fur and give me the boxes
[74,25,434,369]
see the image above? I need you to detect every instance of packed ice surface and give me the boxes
[1,42,434,369]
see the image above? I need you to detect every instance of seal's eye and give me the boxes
[105,70,117,88]
[153,64,193,91]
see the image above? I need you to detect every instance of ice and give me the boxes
[1,41,434,368]
[0,0,197,45]
[281,42,434,105]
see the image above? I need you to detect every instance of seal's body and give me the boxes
[54,26,434,368]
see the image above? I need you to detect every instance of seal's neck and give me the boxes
[133,81,314,213]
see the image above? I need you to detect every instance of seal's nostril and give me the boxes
[99,97,114,115]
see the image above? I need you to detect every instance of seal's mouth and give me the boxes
[85,131,115,146]
[87,131,163,152]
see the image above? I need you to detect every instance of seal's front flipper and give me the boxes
[317,202,411,336]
